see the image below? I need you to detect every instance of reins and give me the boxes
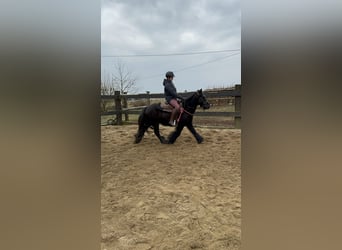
[177,108,192,123]
[182,109,193,116]
[176,93,198,122]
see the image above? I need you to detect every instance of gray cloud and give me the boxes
[102,0,240,93]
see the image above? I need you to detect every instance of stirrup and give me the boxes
[169,120,176,126]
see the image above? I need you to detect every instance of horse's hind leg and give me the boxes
[153,123,167,144]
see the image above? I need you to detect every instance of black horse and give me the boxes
[134,89,210,144]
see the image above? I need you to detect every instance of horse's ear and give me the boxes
[197,89,202,93]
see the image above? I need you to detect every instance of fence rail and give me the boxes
[101,88,241,100]
[101,84,241,128]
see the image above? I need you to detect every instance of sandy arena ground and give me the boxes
[101,125,241,250]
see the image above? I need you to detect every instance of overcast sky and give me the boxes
[101,0,240,93]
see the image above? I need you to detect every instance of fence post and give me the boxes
[146,91,150,106]
[114,91,122,125]
[122,92,128,121]
[234,84,241,129]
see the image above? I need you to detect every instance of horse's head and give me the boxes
[196,89,210,110]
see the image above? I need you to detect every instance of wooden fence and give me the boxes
[101,84,241,128]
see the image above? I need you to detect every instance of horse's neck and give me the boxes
[184,95,198,113]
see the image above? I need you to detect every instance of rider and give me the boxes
[163,71,184,126]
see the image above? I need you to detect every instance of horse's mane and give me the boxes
[186,91,198,98]
[184,91,197,102]
[183,91,199,111]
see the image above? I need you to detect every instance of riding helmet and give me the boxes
[165,71,175,78]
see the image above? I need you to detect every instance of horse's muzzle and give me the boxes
[203,103,211,109]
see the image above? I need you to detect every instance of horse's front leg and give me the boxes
[168,124,185,144]
[186,122,203,144]
[153,123,167,144]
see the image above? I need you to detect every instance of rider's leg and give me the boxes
[169,99,180,126]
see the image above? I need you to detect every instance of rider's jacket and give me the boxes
[163,79,181,103]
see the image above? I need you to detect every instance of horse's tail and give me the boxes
[135,107,148,143]
[138,107,147,126]
[139,107,154,132]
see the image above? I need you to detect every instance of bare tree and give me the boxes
[100,62,138,116]
[101,70,116,112]
[112,60,138,94]
[101,70,116,95]
[111,60,138,121]
[101,82,115,96]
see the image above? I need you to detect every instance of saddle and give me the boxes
[158,102,185,124]
[159,102,184,112]
[159,102,173,112]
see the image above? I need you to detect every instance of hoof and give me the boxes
[160,136,168,144]
[197,137,204,144]
[134,136,142,144]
